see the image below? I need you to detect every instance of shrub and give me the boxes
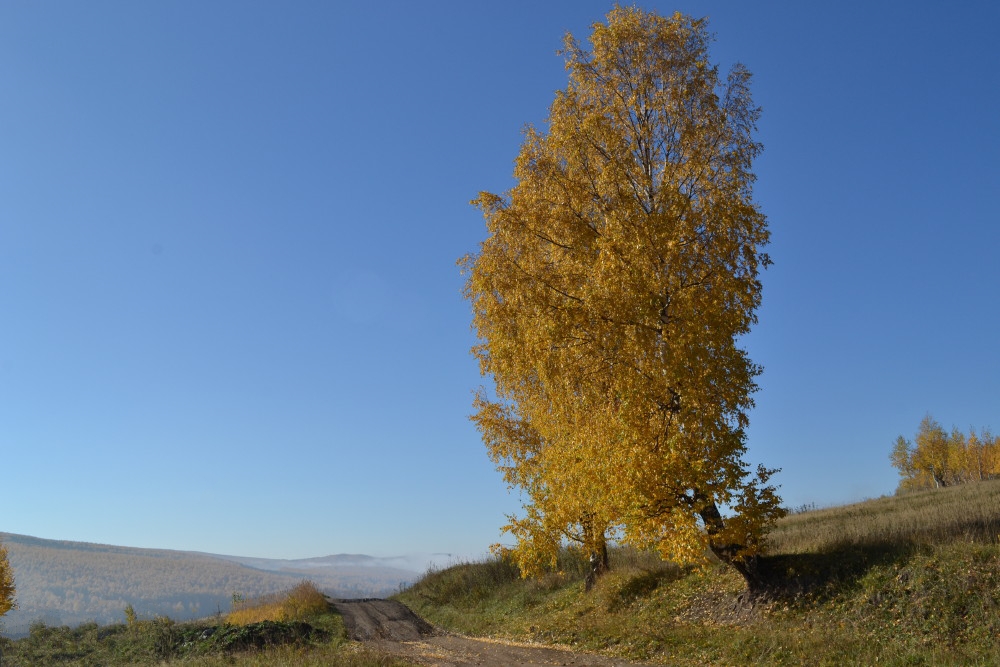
[227,581,328,626]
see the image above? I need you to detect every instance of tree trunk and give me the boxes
[583,524,609,592]
[697,499,767,595]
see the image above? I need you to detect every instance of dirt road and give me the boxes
[329,598,436,641]
[330,598,651,667]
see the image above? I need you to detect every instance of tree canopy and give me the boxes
[462,6,782,591]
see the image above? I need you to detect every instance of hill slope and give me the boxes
[396,480,1000,665]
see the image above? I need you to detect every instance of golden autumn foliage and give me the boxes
[0,541,15,617]
[891,415,1000,492]
[462,7,783,592]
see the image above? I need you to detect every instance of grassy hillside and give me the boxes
[396,480,1000,665]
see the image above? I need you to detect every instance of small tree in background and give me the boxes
[0,540,15,618]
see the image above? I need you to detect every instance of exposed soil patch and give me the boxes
[330,599,436,641]
[330,598,651,667]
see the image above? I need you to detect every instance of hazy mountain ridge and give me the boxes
[210,551,437,574]
[0,533,423,638]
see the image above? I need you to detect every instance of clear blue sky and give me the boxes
[2,1,997,561]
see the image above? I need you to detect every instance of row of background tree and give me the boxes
[891,415,999,492]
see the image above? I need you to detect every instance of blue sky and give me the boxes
[2,1,997,561]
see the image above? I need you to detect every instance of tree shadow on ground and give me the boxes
[757,540,920,598]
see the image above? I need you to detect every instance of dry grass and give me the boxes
[227,581,329,626]
[767,478,1000,555]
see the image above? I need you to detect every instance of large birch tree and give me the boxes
[462,7,783,592]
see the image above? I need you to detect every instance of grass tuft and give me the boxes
[226,581,329,626]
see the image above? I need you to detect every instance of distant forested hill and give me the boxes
[0,533,421,637]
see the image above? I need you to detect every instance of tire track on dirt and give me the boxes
[330,598,652,667]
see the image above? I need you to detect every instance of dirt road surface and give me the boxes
[330,598,436,641]
[330,598,652,667]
